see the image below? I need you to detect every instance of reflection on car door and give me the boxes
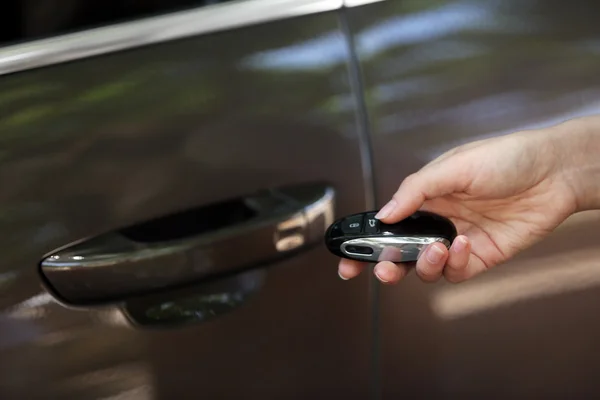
[0,1,376,398]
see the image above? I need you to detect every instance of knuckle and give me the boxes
[446,260,465,274]
[446,253,469,271]
[400,173,418,190]
[445,260,462,272]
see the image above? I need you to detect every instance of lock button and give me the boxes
[341,215,363,234]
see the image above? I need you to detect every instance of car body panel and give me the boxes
[4,0,600,398]
[348,0,600,397]
[0,8,373,399]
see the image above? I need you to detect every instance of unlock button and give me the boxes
[341,215,363,234]
[364,213,379,234]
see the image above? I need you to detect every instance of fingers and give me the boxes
[415,242,449,283]
[445,236,470,273]
[338,236,486,284]
[338,258,367,280]
[443,235,487,283]
[414,236,485,284]
[338,257,411,284]
[375,164,468,224]
[373,261,411,284]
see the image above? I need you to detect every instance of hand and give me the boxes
[338,123,586,284]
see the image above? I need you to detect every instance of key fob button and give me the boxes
[364,213,379,234]
[341,215,364,234]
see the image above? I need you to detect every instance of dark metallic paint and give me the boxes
[350,0,600,397]
[0,12,372,399]
[4,0,600,398]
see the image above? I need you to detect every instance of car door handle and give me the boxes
[39,183,335,305]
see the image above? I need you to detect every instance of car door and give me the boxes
[0,1,378,398]
[348,0,600,398]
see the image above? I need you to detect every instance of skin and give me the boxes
[338,116,600,284]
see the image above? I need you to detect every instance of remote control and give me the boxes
[324,210,457,263]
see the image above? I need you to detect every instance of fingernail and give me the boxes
[426,245,444,264]
[375,199,397,219]
[453,236,468,253]
[374,269,389,283]
[338,271,349,280]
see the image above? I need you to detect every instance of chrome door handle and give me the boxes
[40,183,335,305]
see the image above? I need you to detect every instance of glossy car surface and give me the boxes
[1,0,600,398]
[349,0,600,397]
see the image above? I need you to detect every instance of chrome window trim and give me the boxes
[0,0,370,76]
[343,0,385,6]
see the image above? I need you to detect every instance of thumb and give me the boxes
[375,162,467,223]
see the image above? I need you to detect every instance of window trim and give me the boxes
[0,0,383,76]
[343,0,384,6]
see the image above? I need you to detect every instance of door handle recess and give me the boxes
[96,268,268,330]
[39,183,335,305]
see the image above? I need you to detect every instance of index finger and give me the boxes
[375,163,468,223]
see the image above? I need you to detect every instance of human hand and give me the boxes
[339,123,586,284]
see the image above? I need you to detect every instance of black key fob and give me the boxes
[324,210,457,263]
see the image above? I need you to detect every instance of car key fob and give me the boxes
[324,210,457,263]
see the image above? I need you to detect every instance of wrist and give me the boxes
[549,116,600,212]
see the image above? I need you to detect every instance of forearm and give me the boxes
[549,116,600,212]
